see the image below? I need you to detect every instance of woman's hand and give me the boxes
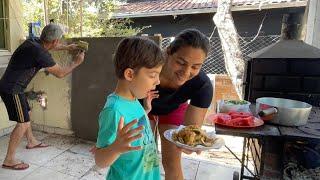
[143,90,159,114]
[111,117,144,154]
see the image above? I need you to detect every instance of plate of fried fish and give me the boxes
[164,125,224,151]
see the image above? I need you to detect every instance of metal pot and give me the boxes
[256,97,312,126]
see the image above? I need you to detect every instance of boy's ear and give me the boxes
[124,68,135,81]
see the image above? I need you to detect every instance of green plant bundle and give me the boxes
[76,40,89,52]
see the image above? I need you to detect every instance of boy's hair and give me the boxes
[114,37,165,79]
[168,28,210,56]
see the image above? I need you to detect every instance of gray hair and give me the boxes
[40,23,64,42]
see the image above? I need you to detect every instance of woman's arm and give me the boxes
[183,104,208,126]
[184,72,213,126]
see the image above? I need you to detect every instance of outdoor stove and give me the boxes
[245,13,320,107]
[245,40,320,107]
[245,13,320,134]
[241,13,320,179]
[283,139,320,179]
[281,107,320,179]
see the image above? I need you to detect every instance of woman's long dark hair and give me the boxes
[168,29,210,56]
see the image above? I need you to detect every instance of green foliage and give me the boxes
[22,0,45,33]
[22,0,148,37]
[99,18,150,37]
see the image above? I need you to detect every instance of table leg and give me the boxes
[225,137,260,179]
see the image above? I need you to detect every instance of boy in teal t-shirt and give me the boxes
[94,37,164,180]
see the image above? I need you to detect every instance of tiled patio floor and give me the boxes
[0,131,246,180]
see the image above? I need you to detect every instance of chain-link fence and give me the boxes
[161,35,281,74]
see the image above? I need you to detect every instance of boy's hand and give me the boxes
[143,90,159,114]
[112,117,144,154]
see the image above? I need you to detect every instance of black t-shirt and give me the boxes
[150,71,213,115]
[0,38,56,93]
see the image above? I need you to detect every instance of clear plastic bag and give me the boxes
[217,100,251,113]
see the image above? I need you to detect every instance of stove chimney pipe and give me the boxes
[281,13,301,40]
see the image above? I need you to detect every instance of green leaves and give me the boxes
[22,0,148,37]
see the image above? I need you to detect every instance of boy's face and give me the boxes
[128,65,162,99]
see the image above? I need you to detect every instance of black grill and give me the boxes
[244,40,320,106]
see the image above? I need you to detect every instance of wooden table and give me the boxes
[278,107,320,140]
[215,106,320,139]
[213,105,320,180]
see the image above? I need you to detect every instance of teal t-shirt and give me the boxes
[96,93,160,180]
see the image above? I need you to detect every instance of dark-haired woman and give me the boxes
[144,29,213,180]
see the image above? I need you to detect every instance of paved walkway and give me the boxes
[0,131,246,180]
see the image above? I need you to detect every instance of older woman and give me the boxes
[145,29,213,180]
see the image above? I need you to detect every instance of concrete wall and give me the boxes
[0,0,25,135]
[205,74,240,124]
[69,37,160,141]
[0,0,25,66]
[26,50,74,135]
[1,42,75,135]
[0,1,74,136]
[305,0,320,48]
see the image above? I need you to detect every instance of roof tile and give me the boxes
[113,0,307,18]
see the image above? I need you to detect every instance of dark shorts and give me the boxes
[0,92,30,123]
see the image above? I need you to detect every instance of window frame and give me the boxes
[0,0,9,51]
[0,0,11,67]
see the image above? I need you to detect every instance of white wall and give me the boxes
[0,0,25,67]
[0,0,25,134]
[305,0,320,48]
[26,50,74,135]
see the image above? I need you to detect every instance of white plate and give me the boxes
[163,126,225,151]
